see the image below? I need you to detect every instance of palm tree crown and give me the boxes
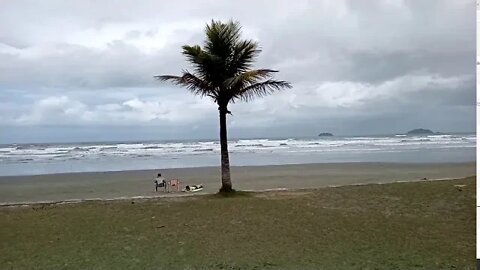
[155,20,291,109]
[155,20,291,192]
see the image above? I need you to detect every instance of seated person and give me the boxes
[154,173,167,192]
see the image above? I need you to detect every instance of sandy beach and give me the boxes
[0,162,475,204]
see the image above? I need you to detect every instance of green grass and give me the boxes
[0,177,475,270]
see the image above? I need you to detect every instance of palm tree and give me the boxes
[155,20,291,193]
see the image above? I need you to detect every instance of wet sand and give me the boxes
[0,162,475,204]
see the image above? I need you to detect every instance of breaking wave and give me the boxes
[0,134,475,165]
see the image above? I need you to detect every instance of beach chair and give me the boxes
[154,179,167,192]
[168,179,180,192]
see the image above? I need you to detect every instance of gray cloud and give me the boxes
[0,0,475,143]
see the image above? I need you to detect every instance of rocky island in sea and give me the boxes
[318,132,334,137]
[406,128,437,135]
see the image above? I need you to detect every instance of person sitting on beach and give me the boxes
[154,173,167,192]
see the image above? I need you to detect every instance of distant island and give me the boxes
[318,132,334,137]
[406,128,435,135]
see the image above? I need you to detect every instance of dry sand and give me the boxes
[0,162,475,204]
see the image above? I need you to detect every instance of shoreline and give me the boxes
[0,162,475,204]
[0,160,475,178]
[0,176,472,207]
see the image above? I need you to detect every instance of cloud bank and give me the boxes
[0,0,474,142]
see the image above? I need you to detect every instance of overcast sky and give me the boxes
[0,0,475,143]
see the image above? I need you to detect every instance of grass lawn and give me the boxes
[0,177,475,270]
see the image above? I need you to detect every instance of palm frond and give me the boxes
[154,72,218,99]
[231,80,292,102]
[180,45,222,88]
[224,69,277,89]
[205,20,241,58]
[226,40,259,76]
[181,45,203,66]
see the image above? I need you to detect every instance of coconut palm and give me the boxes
[155,20,291,193]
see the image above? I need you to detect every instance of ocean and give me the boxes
[0,133,475,176]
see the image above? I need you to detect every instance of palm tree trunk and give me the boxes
[218,107,233,193]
